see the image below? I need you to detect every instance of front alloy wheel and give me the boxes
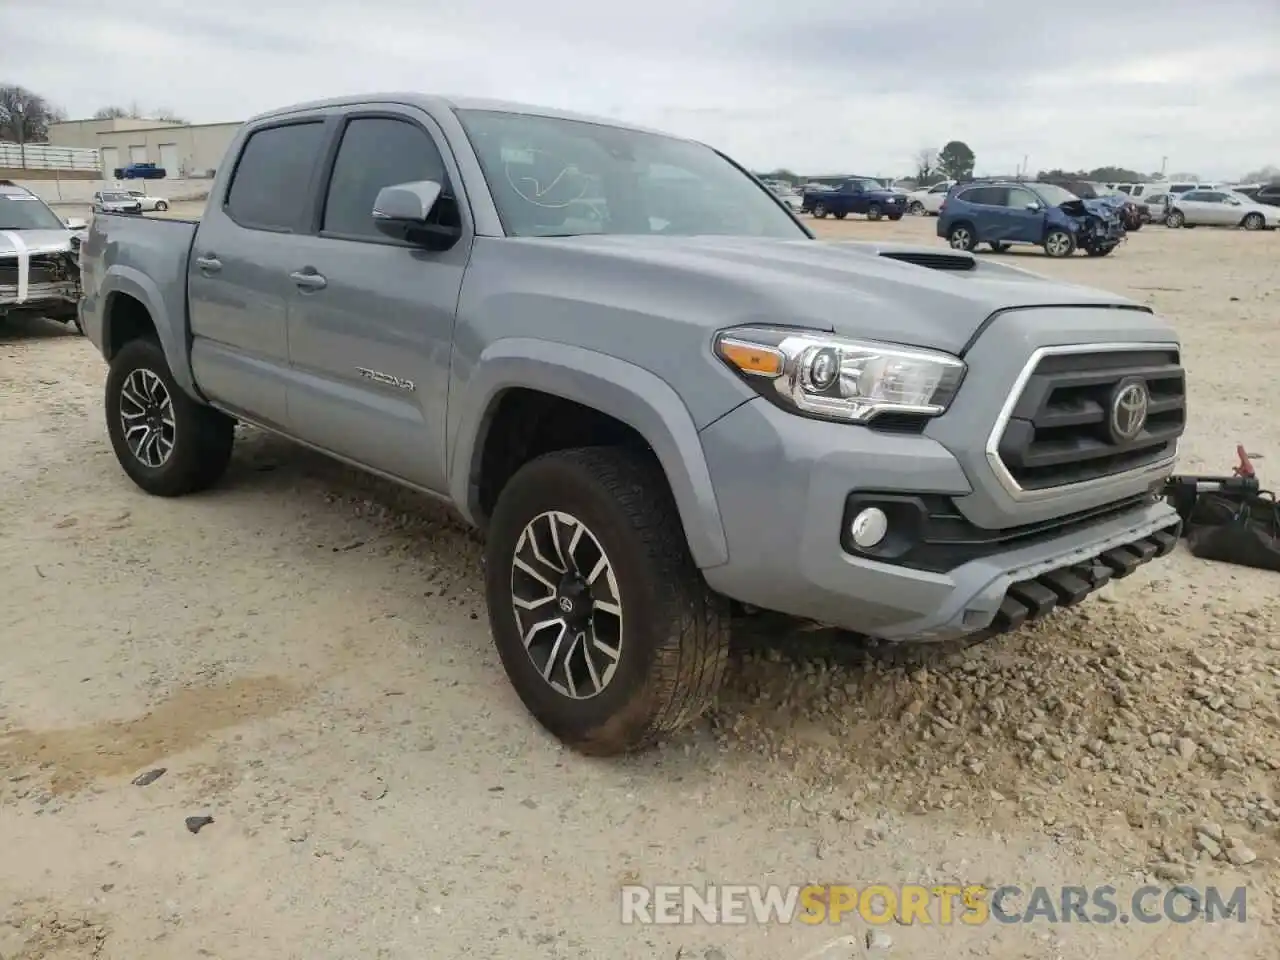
[511,510,623,700]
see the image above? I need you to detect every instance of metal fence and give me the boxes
[0,141,100,172]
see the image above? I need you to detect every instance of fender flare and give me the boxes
[100,265,200,398]
[449,338,730,570]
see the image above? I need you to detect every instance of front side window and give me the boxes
[322,117,455,240]
[1182,191,1210,202]
[456,109,807,239]
[929,182,949,193]
[1005,187,1039,208]
[225,121,326,231]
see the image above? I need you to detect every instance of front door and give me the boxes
[995,186,1046,243]
[187,119,329,428]
[283,110,471,493]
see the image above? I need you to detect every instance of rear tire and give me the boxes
[1243,212,1265,231]
[484,447,731,755]
[867,204,883,221]
[156,200,168,212]
[812,203,828,218]
[833,211,847,220]
[907,201,925,216]
[947,223,977,251]
[1167,209,1185,228]
[105,338,234,497]
[888,214,903,221]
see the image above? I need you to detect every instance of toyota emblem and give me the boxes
[1108,379,1149,444]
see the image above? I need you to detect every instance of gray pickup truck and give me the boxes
[79,93,1186,754]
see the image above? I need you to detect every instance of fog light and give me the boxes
[850,507,888,549]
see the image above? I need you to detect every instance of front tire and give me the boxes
[1243,212,1265,231]
[1167,209,1185,228]
[105,338,234,497]
[812,203,828,218]
[867,204,883,221]
[156,200,168,212]
[484,447,731,755]
[1044,229,1076,257]
[908,201,925,216]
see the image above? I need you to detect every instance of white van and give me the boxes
[1116,181,1221,200]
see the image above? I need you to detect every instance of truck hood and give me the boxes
[0,228,75,257]
[513,234,1148,355]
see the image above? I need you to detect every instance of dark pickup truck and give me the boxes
[801,178,906,221]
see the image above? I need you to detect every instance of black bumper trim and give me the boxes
[984,520,1180,636]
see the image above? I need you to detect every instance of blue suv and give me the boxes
[936,180,1124,258]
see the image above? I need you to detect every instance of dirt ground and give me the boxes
[2,214,1279,960]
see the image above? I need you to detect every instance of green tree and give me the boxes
[937,140,975,180]
[1085,166,1145,183]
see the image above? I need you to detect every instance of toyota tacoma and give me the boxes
[77,94,1186,754]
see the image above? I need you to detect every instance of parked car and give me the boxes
[78,94,1186,753]
[1166,189,1279,230]
[776,190,804,213]
[93,191,143,214]
[1143,193,1171,225]
[1253,182,1280,207]
[801,178,906,220]
[0,180,86,331]
[938,180,1125,257]
[112,162,167,180]
[905,180,955,216]
[126,190,170,212]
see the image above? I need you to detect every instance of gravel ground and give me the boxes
[2,215,1279,960]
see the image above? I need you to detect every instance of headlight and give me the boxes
[714,327,965,423]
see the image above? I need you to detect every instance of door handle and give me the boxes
[195,254,222,272]
[290,269,327,291]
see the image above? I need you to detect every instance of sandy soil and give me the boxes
[2,215,1279,960]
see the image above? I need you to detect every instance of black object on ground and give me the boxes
[131,768,166,787]
[184,815,214,835]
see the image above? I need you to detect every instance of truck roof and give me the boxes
[248,93,682,141]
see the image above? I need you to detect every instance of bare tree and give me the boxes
[94,103,187,125]
[0,84,64,143]
[912,146,939,184]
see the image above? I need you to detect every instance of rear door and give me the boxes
[187,118,330,427]
[282,107,472,492]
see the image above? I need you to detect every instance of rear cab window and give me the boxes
[224,121,327,231]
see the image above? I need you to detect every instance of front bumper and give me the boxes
[698,398,1181,642]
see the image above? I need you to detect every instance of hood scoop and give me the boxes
[878,249,976,272]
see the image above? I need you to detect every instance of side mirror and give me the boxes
[63,217,88,230]
[1025,202,1041,211]
[372,180,458,246]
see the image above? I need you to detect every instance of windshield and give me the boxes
[456,110,808,239]
[0,193,65,230]
[1032,183,1080,206]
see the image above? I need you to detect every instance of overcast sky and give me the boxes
[5,0,1278,180]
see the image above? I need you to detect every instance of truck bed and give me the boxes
[79,212,201,395]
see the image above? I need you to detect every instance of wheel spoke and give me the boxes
[524,615,565,651]
[513,554,557,592]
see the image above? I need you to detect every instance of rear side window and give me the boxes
[1182,191,1210,202]
[322,117,453,240]
[225,121,326,231]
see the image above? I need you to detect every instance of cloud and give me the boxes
[5,0,1278,179]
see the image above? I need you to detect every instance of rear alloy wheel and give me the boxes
[105,338,235,496]
[812,203,828,218]
[948,224,976,251]
[1044,229,1076,258]
[867,204,883,221]
[907,201,925,216]
[156,200,168,212]
[484,447,731,755]
[1242,212,1265,231]
[1167,209,1185,228]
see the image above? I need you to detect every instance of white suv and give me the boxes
[905,180,954,216]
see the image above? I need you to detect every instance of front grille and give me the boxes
[0,253,68,286]
[996,348,1186,490]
